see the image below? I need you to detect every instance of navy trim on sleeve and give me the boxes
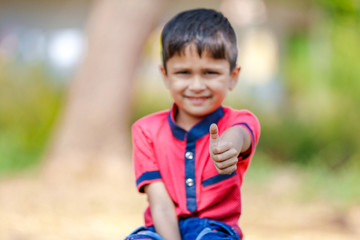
[136,171,162,186]
[233,122,255,145]
[232,122,256,160]
[202,172,237,187]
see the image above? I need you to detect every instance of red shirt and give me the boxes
[132,105,260,236]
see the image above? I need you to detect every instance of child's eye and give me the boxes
[175,71,190,75]
[204,71,219,75]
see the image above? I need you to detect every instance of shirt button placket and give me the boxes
[186,178,194,187]
[185,152,194,187]
[184,146,196,212]
[185,151,193,160]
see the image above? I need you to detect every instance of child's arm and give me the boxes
[144,182,181,240]
[209,123,251,175]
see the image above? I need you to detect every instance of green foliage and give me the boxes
[255,3,360,170]
[0,62,63,175]
[317,0,360,17]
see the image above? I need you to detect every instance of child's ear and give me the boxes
[160,65,170,88]
[229,66,241,90]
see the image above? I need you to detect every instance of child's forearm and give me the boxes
[221,126,251,154]
[144,182,181,240]
[151,204,181,240]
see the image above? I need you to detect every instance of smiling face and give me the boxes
[161,44,240,130]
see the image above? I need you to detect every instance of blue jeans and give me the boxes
[124,218,240,240]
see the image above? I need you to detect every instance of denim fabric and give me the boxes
[124,226,164,240]
[124,218,240,240]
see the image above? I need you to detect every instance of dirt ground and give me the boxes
[0,161,359,240]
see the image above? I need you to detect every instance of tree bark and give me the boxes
[44,0,166,177]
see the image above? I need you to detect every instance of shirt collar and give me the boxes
[168,104,224,141]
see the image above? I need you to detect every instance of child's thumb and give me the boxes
[209,123,219,145]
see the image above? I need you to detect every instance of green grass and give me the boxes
[300,162,360,207]
[245,151,360,208]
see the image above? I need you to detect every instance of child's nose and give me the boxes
[188,76,206,91]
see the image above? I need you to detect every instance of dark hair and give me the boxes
[161,8,238,73]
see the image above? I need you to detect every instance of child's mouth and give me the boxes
[186,96,210,105]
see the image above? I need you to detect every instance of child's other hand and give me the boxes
[209,123,238,175]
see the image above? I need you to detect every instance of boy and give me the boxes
[126,8,260,240]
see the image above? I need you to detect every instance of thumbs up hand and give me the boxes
[209,123,239,175]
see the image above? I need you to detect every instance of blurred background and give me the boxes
[0,0,359,239]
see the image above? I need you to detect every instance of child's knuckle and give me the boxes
[231,149,237,156]
[232,165,237,171]
[217,162,224,169]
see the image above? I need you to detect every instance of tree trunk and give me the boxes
[44,0,166,177]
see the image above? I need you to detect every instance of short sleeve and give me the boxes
[226,109,261,162]
[132,122,162,193]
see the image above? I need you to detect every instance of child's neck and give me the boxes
[175,110,205,132]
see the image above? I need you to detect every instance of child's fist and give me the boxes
[209,123,238,175]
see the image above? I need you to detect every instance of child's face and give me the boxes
[161,44,240,127]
